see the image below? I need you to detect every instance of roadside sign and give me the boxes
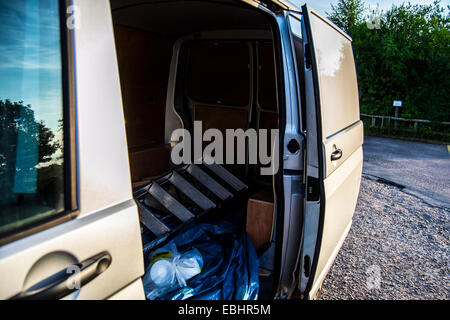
[393,100,402,107]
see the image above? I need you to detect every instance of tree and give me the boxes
[38,121,60,163]
[327,0,365,33]
[327,0,449,124]
[0,99,62,205]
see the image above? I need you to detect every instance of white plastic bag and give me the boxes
[174,248,204,287]
[142,243,203,300]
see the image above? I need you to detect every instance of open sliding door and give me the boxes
[298,4,363,299]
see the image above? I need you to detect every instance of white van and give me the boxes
[0,0,363,300]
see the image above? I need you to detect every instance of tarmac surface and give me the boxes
[317,136,449,300]
[362,136,450,208]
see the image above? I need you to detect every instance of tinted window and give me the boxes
[187,41,250,106]
[0,0,65,237]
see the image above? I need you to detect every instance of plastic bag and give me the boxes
[143,221,259,300]
[142,243,204,300]
[174,248,204,287]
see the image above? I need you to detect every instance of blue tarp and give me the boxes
[146,221,259,300]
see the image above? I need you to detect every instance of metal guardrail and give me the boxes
[361,113,450,129]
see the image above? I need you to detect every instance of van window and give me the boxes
[0,0,65,238]
[187,41,250,106]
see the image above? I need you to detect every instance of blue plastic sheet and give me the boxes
[146,221,259,300]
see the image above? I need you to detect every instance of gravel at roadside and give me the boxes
[317,177,450,300]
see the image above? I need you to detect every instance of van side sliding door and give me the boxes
[298,5,364,299]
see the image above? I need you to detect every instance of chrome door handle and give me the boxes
[11,252,112,300]
[331,149,343,161]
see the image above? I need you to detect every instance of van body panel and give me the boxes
[298,5,363,299]
[323,121,364,178]
[257,0,301,11]
[74,0,135,216]
[0,200,145,299]
[309,15,360,140]
[308,147,362,298]
[108,278,145,300]
[0,0,145,300]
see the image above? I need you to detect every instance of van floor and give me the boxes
[138,178,274,299]
[140,178,258,251]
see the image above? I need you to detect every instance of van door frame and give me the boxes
[297,6,325,297]
[238,0,307,299]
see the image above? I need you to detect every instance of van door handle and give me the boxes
[11,252,112,300]
[331,149,343,161]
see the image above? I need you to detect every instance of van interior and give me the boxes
[110,0,281,299]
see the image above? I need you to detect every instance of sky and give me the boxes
[0,0,63,134]
[309,0,450,16]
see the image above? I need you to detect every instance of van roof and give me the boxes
[259,0,302,11]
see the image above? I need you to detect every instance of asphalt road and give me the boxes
[362,136,450,208]
[317,136,450,300]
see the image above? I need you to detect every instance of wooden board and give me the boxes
[246,189,275,253]
[129,143,171,182]
[114,25,172,150]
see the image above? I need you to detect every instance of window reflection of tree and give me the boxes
[0,99,63,225]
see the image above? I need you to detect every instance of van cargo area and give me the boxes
[110,0,281,299]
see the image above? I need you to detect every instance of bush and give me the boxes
[328,1,450,124]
